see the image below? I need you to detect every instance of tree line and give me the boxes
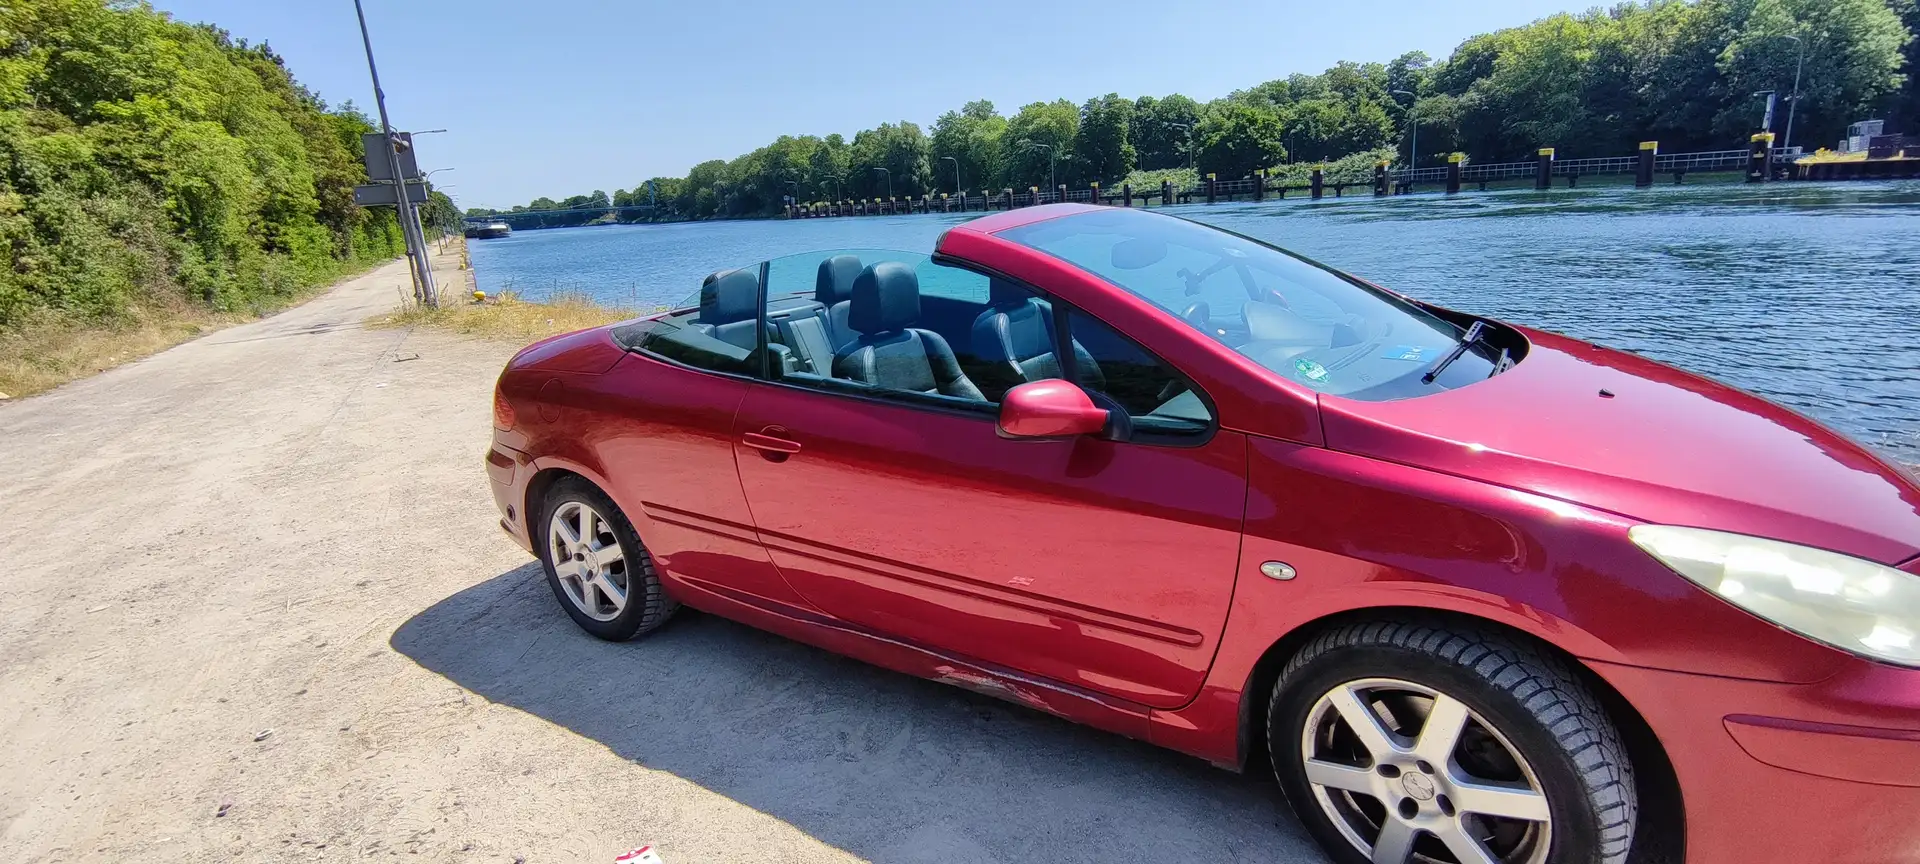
[473,0,1916,225]
[1,0,431,328]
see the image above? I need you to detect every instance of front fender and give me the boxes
[1146,438,1848,767]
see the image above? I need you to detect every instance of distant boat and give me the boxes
[464,220,511,239]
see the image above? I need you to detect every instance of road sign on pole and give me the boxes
[353,181,428,207]
[353,0,436,308]
[361,132,420,182]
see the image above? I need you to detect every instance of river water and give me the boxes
[468,180,1920,460]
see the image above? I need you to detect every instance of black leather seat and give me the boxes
[693,267,769,352]
[815,254,862,351]
[833,262,985,401]
[969,279,1104,397]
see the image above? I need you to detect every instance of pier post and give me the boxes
[1057,183,1068,204]
[1028,187,1038,207]
[1122,183,1132,207]
[1635,141,1657,187]
[1254,171,1266,202]
[1161,180,1173,208]
[1310,166,1324,199]
[1534,148,1554,190]
[1374,161,1389,196]
[1205,173,1216,204]
[1446,153,1463,193]
[1746,132,1774,183]
[1567,172,1578,188]
[1090,182,1100,206]
[1003,188,1013,210]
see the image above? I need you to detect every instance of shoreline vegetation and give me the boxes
[0,0,465,399]
[468,0,1918,228]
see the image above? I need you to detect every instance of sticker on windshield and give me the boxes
[1381,345,1428,361]
[1294,358,1330,383]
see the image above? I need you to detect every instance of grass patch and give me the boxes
[0,276,355,401]
[369,290,647,343]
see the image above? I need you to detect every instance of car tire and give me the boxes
[1268,619,1636,864]
[536,477,678,641]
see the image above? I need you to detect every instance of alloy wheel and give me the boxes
[547,500,629,622]
[1301,677,1552,864]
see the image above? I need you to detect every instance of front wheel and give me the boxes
[1269,620,1637,864]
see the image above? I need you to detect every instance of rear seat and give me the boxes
[767,254,864,378]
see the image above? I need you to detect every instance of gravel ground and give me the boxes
[0,253,1325,863]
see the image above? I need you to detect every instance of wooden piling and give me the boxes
[1254,172,1266,202]
[1535,148,1554,190]
[1374,161,1389,196]
[1746,132,1773,183]
[1161,180,1173,208]
[1635,141,1657,187]
[1310,166,1324,199]
[1122,183,1132,207]
[1205,173,1216,204]
[1446,153,1463,193]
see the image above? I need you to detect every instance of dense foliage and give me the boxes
[479,0,1912,223]
[1,0,411,327]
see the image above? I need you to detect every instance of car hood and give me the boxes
[1318,326,1920,564]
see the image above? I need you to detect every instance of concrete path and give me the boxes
[0,254,1325,863]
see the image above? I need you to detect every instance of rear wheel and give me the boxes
[1269,620,1636,864]
[537,478,677,641]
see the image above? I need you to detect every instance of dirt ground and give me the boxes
[0,251,1327,863]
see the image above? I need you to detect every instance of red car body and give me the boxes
[487,205,1920,863]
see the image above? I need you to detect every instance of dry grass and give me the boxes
[1,299,301,401]
[368,290,646,343]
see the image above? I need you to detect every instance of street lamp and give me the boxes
[1392,89,1419,177]
[1781,34,1805,154]
[1169,123,1195,173]
[1021,140,1056,191]
[940,156,961,195]
[871,167,892,199]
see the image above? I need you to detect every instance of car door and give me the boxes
[732,252,1247,709]
[588,272,812,612]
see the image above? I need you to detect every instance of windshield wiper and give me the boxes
[1422,320,1488,384]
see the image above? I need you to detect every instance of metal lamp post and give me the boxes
[1022,141,1056,192]
[940,156,961,196]
[1782,34,1805,154]
[352,0,435,307]
[1392,89,1419,183]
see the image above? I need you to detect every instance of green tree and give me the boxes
[931,100,1005,194]
[1002,99,1078,189]
[848,121,933,200]
[1073,93,1135,185]
[1132,94,1201,170]
[1195,101,1287,178]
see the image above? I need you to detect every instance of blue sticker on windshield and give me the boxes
[1381,345,1427,361]
[1294,358,1330,383]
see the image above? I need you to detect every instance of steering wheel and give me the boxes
[1180,300,1211,332]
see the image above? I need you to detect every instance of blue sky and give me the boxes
[149,1,1592,210]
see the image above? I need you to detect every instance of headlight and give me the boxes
[1630,525,1920,667]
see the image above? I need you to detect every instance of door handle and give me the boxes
[741,430,802,456]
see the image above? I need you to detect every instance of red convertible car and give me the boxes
[487,204,1920,864]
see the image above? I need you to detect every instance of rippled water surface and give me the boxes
[469,180,1920,459]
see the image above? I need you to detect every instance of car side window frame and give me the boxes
[754,253,1005,422]
[933,254,1219,449]
[618,261,777,384]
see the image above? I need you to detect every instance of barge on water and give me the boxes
[1793,120,1920,181]
[464,219,511,239]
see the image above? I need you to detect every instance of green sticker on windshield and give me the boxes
[1294,358,1330,383]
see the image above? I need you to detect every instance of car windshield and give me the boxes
[999,208,1496,399]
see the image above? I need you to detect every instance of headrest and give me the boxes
[849,261,920,335]
[698,267,759,325]
[815,254,863,305]
[988,278,1033,308]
